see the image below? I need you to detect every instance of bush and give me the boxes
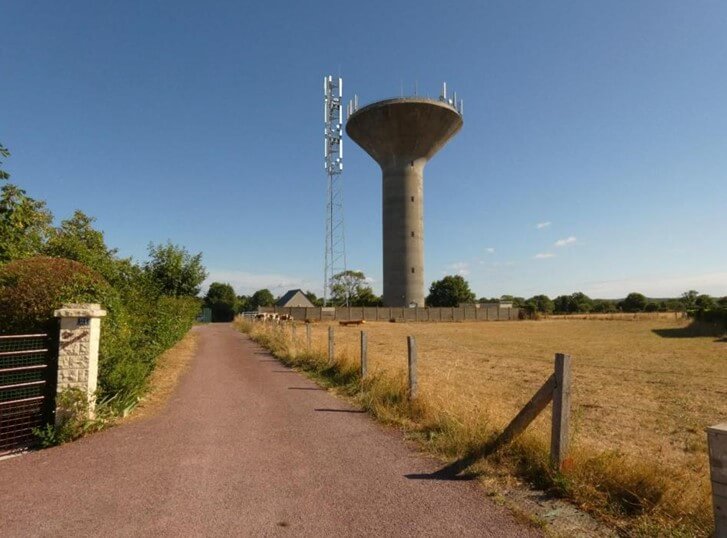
[0,255,200,411]
[97,293,199,403]
[0,256,119,334]
[694,307,727,328]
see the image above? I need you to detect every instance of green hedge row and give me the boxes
[694,307,727,328]
[0,257,200,405]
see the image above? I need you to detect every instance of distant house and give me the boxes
[276,289,315,308]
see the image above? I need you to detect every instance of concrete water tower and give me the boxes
[346,84,463,307]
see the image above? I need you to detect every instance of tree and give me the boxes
[250,288,275,310]
[426,275,475,307]
[304,290,323,307]
[695,294,716,311]
[553,292,593,313]
[0,184,53,263]
[204,282,237,322]
[592,299,617,313]
[329,270,378,306]
[681,290,699,311]
[236,295,252,313]
[0,143,10,181]
[144,242,207,297]
[525,294,554,315]
[0,146,53,262]
[644,302,659,312]
[619,292,648,313]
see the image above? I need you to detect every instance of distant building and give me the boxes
[276,289,315,308]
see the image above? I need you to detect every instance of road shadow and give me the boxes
[405,441,499,481]
[314,408,366,414]
[288,387,325,391]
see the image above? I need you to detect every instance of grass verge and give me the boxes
[236,319,713,537]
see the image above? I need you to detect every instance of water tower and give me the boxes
[346,84,463,307]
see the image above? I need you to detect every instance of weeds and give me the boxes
[33,388,119,447]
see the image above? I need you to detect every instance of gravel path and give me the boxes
[0,323,539,537]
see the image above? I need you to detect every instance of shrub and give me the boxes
[0,256,200,410]
[0,256,117,334]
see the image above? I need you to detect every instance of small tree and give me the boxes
[304,290,323,307]
[681,290,699,311]
[644,302,659,312]
[592,299,617,313]
[553,292,593,313]
[695,294,715,311]
[250,288,275,310]
[329,270,377,306]
[144,242,207,297]
[426,275,475,307]
[236,295,252,313]
[620,292,648,313]
[0,143,10,181]
[204,282,237,322]
[0,147,53,262]
[525,294,554,315]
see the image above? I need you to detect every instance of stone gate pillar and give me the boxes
[53,303,106,424]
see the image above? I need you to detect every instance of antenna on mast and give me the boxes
[323,75,348,306]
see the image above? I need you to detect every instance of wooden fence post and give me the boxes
[306,324,312,351]
[328,326,334,363]
[708,423,727,536]
[407,336,417,400]
[493,375,555,450]
[360,331,367,378]
[551,353,572,470]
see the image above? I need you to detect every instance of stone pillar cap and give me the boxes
[54,303,107,318]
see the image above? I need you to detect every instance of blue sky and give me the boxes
[2,1,726,299]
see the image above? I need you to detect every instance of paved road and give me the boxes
[0,324,538,537]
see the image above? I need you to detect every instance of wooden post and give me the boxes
[328,326,334,363]
[407,336,417,400]
[306,324,312,351]
[494,375,555,450]
[551,353,572,470]
[708,423,727,536]
[360,331,367,378]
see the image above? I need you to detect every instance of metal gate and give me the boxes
[0,334,57,456]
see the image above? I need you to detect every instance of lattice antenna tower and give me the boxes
[323,75,347,306]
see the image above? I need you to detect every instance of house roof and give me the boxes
[275,289,314,308]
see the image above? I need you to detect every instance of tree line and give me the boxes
[204,268,727,322]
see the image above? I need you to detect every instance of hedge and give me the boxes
[0,256,200,403]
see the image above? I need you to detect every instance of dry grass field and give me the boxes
[312,319,725,464]
[241,318,726,535]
